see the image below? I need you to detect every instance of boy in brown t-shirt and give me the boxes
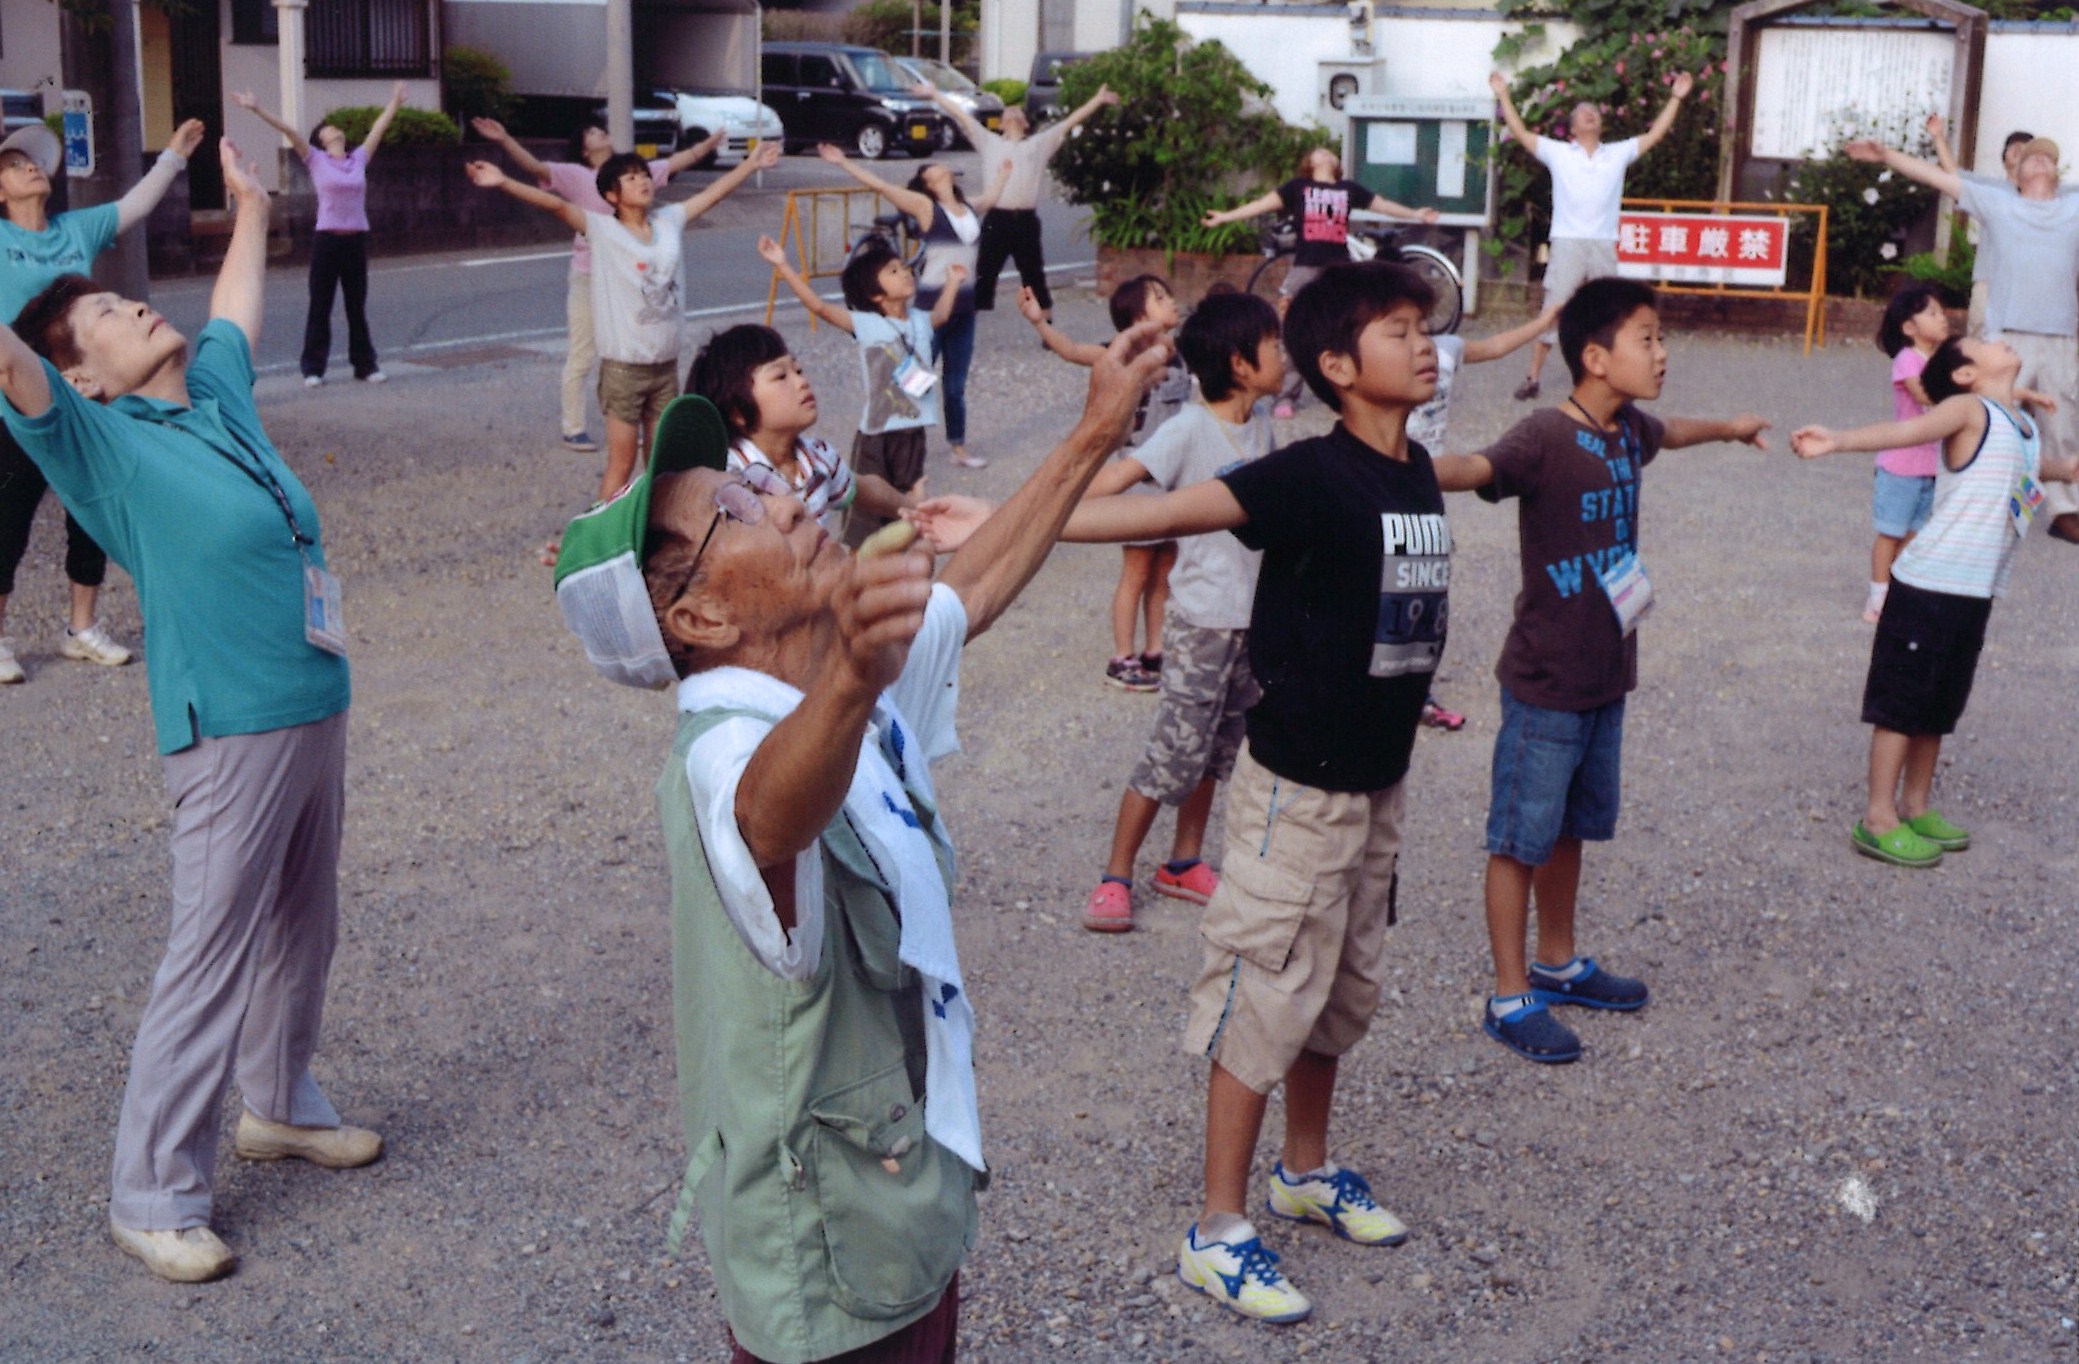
[1433,279,1768,1064]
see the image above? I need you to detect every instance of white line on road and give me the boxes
[461,250,573,268]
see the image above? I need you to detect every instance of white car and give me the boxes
[658,89,785,166]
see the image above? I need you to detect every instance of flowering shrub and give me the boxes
[1781,117,1938,299]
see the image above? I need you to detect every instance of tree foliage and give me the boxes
[1048,16,1322,253]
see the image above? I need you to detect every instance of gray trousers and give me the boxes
[109,710,349,1230]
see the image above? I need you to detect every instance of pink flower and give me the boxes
[1719,59,1730,73]
[1556,78,1566,91]
[1615,59,1625,75]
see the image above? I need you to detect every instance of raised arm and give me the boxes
[1202,189,1284,229]
[680,141,782,222]
[663,128,727,178]
[1050,83,1120,138]
[232,90,310,159]
[1462,305,1561,364]
[1488,72,1539,155]
[1632,71,1695,157]
[1020,286,1105,365]
[1791,397,1978,459]
[757,234,853,333]
[927,266,966,328]
[1926,113,1958,176]
[114,119,205,234]
[937,321,1173,637]
[464,160,588,233]
[210,139,272,347]
[469,116,551,184]
[1058,476,1246,544]
[1661,413,1771,451]
[0,308,53,420]
[1360,191,1440,225]
[814,143,934,222]
[913,83,990,149]
[1845,139,1962,200]
[970,157,1014,216]
[361,82,407,159]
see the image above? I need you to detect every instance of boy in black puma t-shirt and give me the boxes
[1057,260,1448,1325]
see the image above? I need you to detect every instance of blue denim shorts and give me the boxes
[1871,468,1936,539]
[1484,687,1626,865]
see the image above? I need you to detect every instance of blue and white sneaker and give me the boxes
[1267,1161,1408,1245]
[1176,1220,1312,1323]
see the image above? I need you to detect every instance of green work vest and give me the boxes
[659,706,979,1364]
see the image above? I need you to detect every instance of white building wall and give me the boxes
[0,6,66,113]
[1975,28,2079,175]
[1176,5,1576,130]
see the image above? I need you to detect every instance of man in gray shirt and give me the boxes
[1853,132,2079,542]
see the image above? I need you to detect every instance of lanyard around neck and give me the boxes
[142,409,313,549]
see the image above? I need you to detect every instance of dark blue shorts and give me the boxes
[1483,687,1626,866]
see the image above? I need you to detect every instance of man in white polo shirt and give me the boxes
[1490,68,1695,400]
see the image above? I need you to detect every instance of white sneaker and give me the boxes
[360,370,387,384]
[303,374,324,388]
[0,636,22,684]
[1176,1219,1312,1323]
[60,622,133,666]
[1267,1160,1408,1244]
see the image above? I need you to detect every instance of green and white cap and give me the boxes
[552,395,730,689]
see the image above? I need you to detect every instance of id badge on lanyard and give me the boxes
[304,558,348,657]
[893,349,938,399]
[2010,473,2045,537]
[1595,415,1653,635]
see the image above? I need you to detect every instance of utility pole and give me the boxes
[605,0,634,150]
[940,0,950,65]
[62,0,151,301]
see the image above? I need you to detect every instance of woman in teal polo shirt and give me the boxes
[0,138,378,1285]
[0,116,202,682]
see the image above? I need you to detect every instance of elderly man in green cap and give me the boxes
[551,323,1168,1363]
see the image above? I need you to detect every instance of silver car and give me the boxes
[893,57,1004,149]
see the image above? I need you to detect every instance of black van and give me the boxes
[760,43,947,160]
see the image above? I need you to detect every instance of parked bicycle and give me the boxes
[847,211,925,272]
[1246,214,1464,335]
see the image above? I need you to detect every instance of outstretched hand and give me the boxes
[1094,85,1120,107]
[814,143,847,165]
[219,138,265,205]
[1417,207,1441,224]
[1016,286,1048,325]
[748,141,783,171]
[1844,140,1887,164]
[1488,71,1509,98]
[756,233,788,268]
[906,495,995,554]
[471,116,509,142]
[1925,113,1946,142]
[910,82,937,100]
[1671,71,1695,100]
[1728,415,1772,450]
[1078,319,1174,450]
[831,540,934,694]
[463,160,507,189]
[168,119,206,160]
[1789,426,1837,459]
[2018,387,2059,414]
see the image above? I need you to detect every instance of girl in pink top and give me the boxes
[236,83,405,386]
[1867,284,1949,621]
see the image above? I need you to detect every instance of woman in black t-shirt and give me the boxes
[1202,148,1438,414]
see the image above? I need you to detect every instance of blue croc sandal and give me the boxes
[1484,998,1581,1064]
[1529,957,1649,1011]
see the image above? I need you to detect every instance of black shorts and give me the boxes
[846,426,928,547]
[1861,578,1994,736]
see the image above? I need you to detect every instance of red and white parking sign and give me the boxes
[1614,212,1790,287]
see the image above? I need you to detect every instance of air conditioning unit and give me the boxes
[1319,58,1386,134]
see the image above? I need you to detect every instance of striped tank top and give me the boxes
[1893,396,2040,600]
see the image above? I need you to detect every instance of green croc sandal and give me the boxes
[1905,809,1970,852]
[1850,821,1944,868]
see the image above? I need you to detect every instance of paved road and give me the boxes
[146,148,1095,375]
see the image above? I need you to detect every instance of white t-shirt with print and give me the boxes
[585,202,689,365]
[1534,135,1640,242]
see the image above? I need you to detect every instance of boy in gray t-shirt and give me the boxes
[1852,132,2079,541]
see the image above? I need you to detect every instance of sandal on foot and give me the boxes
[1850,820,1944,868]
[1904,809,1970,852]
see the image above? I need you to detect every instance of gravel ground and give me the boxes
[4,289,2078,1363]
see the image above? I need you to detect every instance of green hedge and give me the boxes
[318,106,460,146]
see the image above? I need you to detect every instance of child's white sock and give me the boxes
[1533,955,1589,981]
[1488,992,1539,1019]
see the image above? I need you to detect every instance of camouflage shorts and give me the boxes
[1128,621,1259,805]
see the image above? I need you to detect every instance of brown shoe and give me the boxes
[2048,512,2079,544]
[234,1111,383,1169]
[1512,376,1541,402]
[110,1222,236,1283]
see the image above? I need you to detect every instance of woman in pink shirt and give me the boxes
[236,83,405,387]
